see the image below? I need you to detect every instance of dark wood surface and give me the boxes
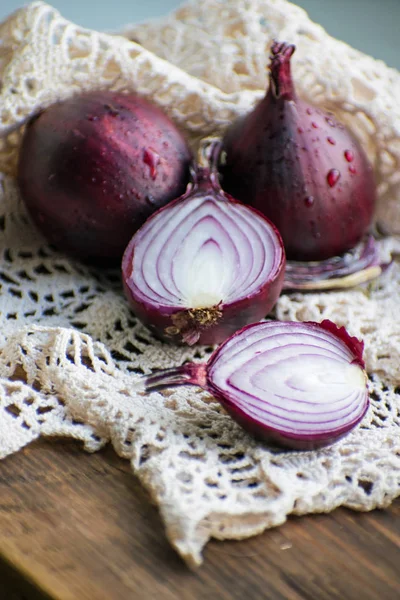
[0,439,399,600]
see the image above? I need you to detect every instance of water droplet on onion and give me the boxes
[304,195,314,207]
[143,148,161,180]
[145,194,156,205]
[327,169,340,187]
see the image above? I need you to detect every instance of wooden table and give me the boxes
[0,439,399,600]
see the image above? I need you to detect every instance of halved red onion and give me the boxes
[144,320,369,450]
[122,140,285,345]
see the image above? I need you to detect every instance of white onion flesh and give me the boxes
[208,321,368,439]
[128,194,283,310]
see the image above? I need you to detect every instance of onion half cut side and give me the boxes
[122,140,286,345]
[144,319,369,450]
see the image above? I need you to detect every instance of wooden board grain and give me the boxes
[0,439,399,600]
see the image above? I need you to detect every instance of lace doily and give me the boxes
[0,0,400,567]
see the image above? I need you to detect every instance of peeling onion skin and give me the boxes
[17,91,192,263]
[283,234,384,291]
[220,41,377,262]
[122,141,286,346]
[144,320,369,450]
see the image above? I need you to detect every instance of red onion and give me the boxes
[144,320,369,450]
[17,91,192,262]
[122,140,285,346]
[220,41,377,263]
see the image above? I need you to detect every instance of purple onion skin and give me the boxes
[205,319,368,450]
[122,177,286,346]
[220,42,377,262]
[17,91,192,263]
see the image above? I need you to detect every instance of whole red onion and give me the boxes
[122,140,285,346]
[220,41,377,262]
[143,319,369,450]
[17,91,192,262]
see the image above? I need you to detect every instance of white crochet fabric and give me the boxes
[0,0,400,567]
